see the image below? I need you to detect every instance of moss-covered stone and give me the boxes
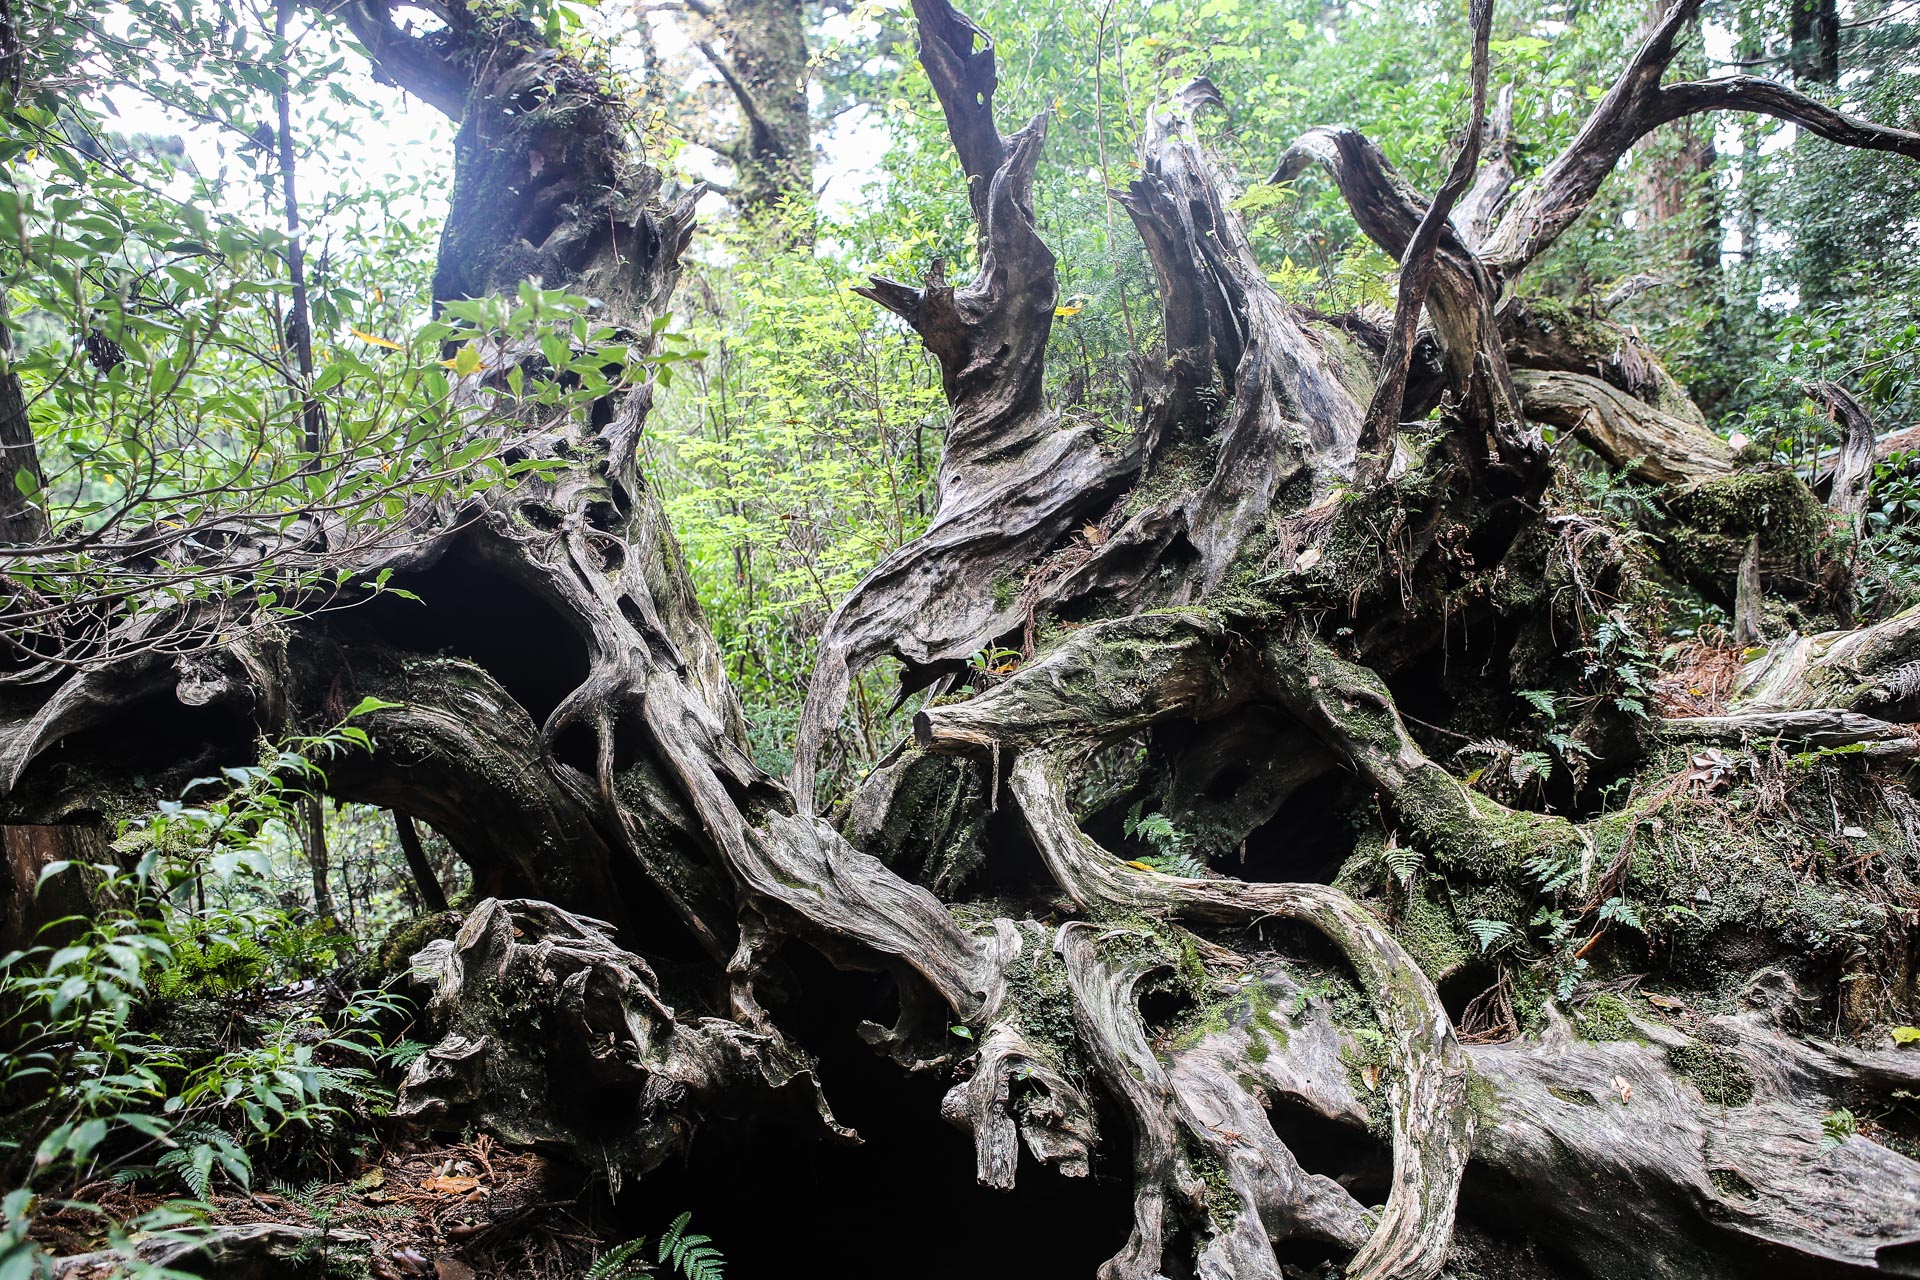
[1663,467,1835,602]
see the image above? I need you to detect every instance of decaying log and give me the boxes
[1454,84,1516,252]
[797,53,1368,805]
[924,619,1473,1279]
[1501,294,1709,429]
[914,613,1240,754]
[1734,534,1766,646]
[1654,708,1920,757]
[1732,607,1920,714]
[0,823,103,952]
[1514,368,1732,486]
[939,988,1097,1189]
[1015,754,1473,1280]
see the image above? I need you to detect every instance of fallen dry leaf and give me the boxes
[421,1175,481,1196]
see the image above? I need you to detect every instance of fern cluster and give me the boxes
[585,1214,725,1280]
[153,932,272,999]
[1122,801,1208,878]
[658,1214,724,1280]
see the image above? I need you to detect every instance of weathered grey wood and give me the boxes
[1514,368,1732,486]
[1656,709,1920,756]
[1816,380,1879,533]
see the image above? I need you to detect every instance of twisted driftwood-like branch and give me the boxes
[1270,125,1537,474]
[1514,368,1732,485]
[790,0,1137,809]
[797,49,1370,806]
[1176,958,1920,1278]
[1813,380,1879,532]
[1360,0,1495,472]
[1475,0,1920,279]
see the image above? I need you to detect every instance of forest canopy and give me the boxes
[2,0,1920,1277]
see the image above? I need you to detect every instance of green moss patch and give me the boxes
[1669,1041,1756,1108]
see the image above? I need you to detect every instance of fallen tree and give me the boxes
[6,0,1920,1276]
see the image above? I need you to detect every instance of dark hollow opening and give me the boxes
[550,720,600,776]
[1264,1093,1391,1207]
[1438,961,1499,1028]
[964,799,1071,901]
[347,545,591,729]
[630,945,1134,1278]
[1138,981,1196,1036]
[56,687,256,783]
[1270,1233,1355,1278]
[1239,773,1362,885]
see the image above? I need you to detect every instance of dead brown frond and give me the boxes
[1651,640,1742,717]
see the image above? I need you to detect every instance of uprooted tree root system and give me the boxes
[7,0,1920,1277]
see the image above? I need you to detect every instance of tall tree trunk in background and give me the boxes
[300,795,339,927]
[5,1,1920,1277]
[393,811,448,914]
[1790,0,1840,84]
[683,0,815,237]
[0,281,43,544]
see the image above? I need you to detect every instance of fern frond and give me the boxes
[586,1236,652,1280]
[659,1213,724,1280]
[1466,918,1516,953]
[1380,836,1423,886]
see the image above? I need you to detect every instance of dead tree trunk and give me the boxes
[6,0,1920,1276]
